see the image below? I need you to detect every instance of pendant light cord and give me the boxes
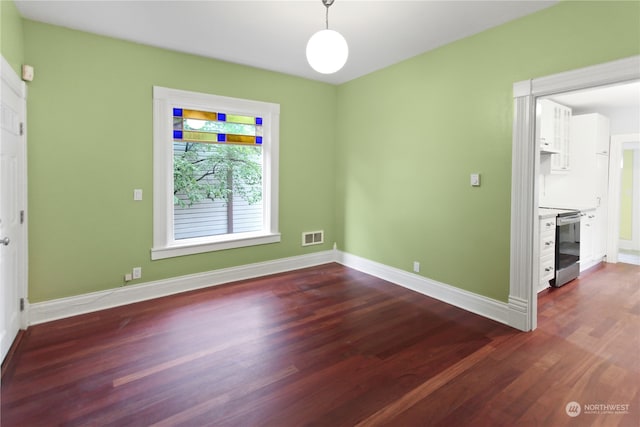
[325,6,329,29]
[323,0,335,30]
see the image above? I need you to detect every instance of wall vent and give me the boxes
[302,230,324,246]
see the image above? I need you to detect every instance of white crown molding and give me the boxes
[532,56,640,97]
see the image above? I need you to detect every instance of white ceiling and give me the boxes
[15,0,558,85]
[550,81,640,112]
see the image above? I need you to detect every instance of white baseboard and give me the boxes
[618,240,638,251]
[28,250,336,325]
[28,249,520,331]
[507,295,530,331]
[336,251,514,328]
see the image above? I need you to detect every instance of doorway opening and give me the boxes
[614,138,640,265]
[536,81,640,279]
[509,55,640,332]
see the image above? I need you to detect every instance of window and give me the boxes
[152,87,280,260]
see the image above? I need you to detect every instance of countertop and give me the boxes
[539,207,574,219]
[539,205,598,219]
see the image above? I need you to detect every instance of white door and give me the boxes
[0,58,27,362]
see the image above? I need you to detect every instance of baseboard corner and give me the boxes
[337,250,513,328]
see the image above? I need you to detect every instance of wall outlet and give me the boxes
[413,261,420,273]
[132,267,142,280]
[124,273,132,282]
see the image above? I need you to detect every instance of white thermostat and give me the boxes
[21,65,34,82]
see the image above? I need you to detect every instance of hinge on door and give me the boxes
[19,122,24,136]
[20,210,25,224]
[20,298,24,312]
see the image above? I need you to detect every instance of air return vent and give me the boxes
[302,230,324,246]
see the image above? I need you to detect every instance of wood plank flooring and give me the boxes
[2,262,639,426]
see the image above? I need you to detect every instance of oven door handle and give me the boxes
[557,214,581,225]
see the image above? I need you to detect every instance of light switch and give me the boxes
[133,189,143,201]
[470,173,481,187]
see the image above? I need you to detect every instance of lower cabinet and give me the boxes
[539,216,556,292]
[580,209,605,272]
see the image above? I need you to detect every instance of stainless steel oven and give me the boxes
[553,210,581,287]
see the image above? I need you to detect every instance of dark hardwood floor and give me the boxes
[2,262,639,426]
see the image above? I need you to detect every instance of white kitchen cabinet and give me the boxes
[595,117,611,155]
[537,99,571,173]
[538,216,556,292]
[572,114,610,269]
[571,114,610,199]
[580,209,599,272]
[593,154,609,261]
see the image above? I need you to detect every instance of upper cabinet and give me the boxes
[539,112,611,212]
[594,115,611,155]
[570,113,610,206]
[572,113,611,157]
[537,99,572,174]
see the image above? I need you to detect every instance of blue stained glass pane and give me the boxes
[173,130,183,139]
[218,113,226,122]
[255,117,263,125]
[173,108,183,117]
[217,134,226,142]
[256,136,263,144]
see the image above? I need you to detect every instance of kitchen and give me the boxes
[536,80,640,292]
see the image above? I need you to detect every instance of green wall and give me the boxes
[335,1,640,301]
[24,21,337,302]
[620,149,634,240]
[1,0,24,74]
[12,1,640,304]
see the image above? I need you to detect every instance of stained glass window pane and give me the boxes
[227,135,256,144]
[227,114,255,125]
[183,109,217,121]
[182,131,219,143]
[173,107,262,146]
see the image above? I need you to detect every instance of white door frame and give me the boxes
[0,55,28,332]
[508,55,640,332]
[608,135,640,262]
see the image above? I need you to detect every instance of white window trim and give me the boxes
[152,86,280,260]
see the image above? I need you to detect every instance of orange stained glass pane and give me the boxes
[183,109,217,121]
[227,134,256,144]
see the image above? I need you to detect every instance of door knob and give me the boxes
[0,237,10,246]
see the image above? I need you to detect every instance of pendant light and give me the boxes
[306,0,349,74]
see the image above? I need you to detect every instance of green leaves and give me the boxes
[173,142,262,208]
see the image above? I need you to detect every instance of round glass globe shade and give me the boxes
[306,29,349,74]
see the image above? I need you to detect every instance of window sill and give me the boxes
[151,232,281,260]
